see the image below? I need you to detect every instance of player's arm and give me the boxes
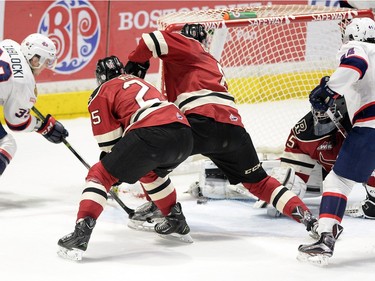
[4,101,68,143]
[125,37,152,78]
[88,90,123,153]
[126,30,196,78]
[310,44,367,111]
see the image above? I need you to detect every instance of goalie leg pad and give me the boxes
[191,160,255,200]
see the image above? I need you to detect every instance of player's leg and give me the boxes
[254,164,309,216]
[128,172,173,232]
[59,127,181,259]
[58,161,118,260]
[127,124,194,242]
[0,124,16,176]
[298,127,375,265]
[204,124,317,234]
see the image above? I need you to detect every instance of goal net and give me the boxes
[156,5,373,168]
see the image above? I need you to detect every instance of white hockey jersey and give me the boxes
[328,40,375,129]
[0,39,38,132]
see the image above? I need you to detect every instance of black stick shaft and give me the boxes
[32,106,134,215]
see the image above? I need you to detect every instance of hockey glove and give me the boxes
[309,76,340,112]
[37,114,69,144]
[124,61,150,79]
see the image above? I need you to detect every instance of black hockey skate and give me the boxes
[57,216,96,261]
[155,202,193,243]
[127,201,164,232]
[297,223,343,266]
[291,206,318,239]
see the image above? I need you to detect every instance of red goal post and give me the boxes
[157,5,373,164]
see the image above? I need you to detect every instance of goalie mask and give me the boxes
[312,96,347,136]
[96,56,124,85]
[181,23,207,43]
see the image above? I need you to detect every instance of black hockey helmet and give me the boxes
[312,96,347,136]
[96,55,124,85]
[181,23,207,43]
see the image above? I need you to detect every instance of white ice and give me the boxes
[0,117,374,281]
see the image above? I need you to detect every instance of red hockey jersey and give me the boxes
[88,74,189,152]
[281,112,347,183]
[128,30,244,127]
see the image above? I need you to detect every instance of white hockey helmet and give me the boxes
[20,33,57,69]
[343,17,375,43]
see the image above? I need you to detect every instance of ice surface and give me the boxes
[0,118,373,281]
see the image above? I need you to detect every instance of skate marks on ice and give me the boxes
[0,191,57,211]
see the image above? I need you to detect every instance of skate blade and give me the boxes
[127,219,164,232]
[297,252,329,266]
[158,232,194,244]
[57,246,84,261]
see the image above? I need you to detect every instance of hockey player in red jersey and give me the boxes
[57,56,194,261]
[124,24,318,235]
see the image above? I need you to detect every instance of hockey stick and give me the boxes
[31,106,135,216]
[326,108,348,138]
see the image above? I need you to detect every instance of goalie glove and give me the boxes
[346,184,375,219]
[309,76,340,112]
[124,60,150,79]
[345,198,375,219]
[37,114,68,144]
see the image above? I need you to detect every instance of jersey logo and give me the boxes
[317,141,333,151]
[244,163,261,175]
[318,152,336,168]
[229,114,238,122]
[294,119,307,134]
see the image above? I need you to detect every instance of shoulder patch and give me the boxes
[292,112,320,141]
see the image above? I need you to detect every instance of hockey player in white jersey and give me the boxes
[298,17,375,265]
[0,33,68,176]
